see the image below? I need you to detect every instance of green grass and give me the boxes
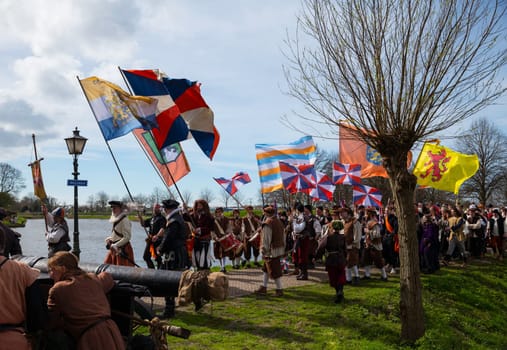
[135,257,507,349]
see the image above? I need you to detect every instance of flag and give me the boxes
[339,122,412,178]
[80,76,158,140]
[133,129,190,187]
[122,69,220,159]
[279,161,316,194]
[413,142,479,194]
[255,136,316,193]
[333,162,362,185]
[353,184,383,207]
[30,159,47,201]
[213,172,251,196]
[310,171,335,202]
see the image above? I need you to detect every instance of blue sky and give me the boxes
[1,1,505,208]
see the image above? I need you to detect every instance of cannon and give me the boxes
[13,255,189,344]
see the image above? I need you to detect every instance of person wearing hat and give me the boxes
[254,206,286,297]
[104,201,135,266]
[487,208,504,261]
[340,207,362,285]
[241,205,262,268]
[443,207,467,267]
[0,208,22,258]
[0,228,43,350]
[156,199,188,318]
[42,205,71,258]
[229,208,244,269]
[465,204,486,259]
[138,203,166,269]
[362,208,388,280]
[417,206,440,274]
[212,207,230,273]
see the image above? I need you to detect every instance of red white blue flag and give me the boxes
[333,162,362,185]
[310,171,334,202]
[213,172,251,196]
[122,69,220,160]
[279,161,316,194]
[352,184,383,207]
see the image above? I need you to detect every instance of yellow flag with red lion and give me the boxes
[413,142,479,194]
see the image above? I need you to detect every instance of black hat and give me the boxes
[108,201,123,207]
[304,204,313,212]
[162,199,180,209]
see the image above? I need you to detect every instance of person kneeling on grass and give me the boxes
[254,206,286,297]
[316,209,347,303]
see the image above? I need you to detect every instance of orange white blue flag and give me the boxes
[413,142,479,194]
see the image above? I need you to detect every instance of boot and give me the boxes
[254,285,267,295]
[297,267,308,280]
[275,289,284,297]
[334,285,344,303]
[289,268,300,276]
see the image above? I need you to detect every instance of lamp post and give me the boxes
[65,127,87,259]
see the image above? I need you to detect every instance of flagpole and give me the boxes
[117,67,188,206]
[77,76,137,205]
[29,134,48,231]
[214,182,245,208]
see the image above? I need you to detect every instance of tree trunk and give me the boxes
[390,171,425,342]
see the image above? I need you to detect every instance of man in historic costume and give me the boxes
[487,208,504,261]
[104,201,135,266]
[0,228,43,350]
[42,205,71,258]
[443,207,467,267]
[185,199,215,270]
[229,209,244,269]
[340,207,362,285]
[138,203,166,269]
[306,205,323,268]
[465,204,487,259]
[292,204,321,280]
[362,208,388,281]
[242,205,262,268]
[213,207,230,273]
[316,209,347,303]
[154,199,189,318]
[254,206,286,297]
[417,206,440,274]
[0,208,22,257]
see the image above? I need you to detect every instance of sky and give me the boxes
[1,1,506,208]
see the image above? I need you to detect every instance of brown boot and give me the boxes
[254,285,267,295]
[275,289,284,297]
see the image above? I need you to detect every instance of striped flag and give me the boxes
[333,162,362,185]
[213,172,251,196]
[279,161,316,194]
[122,69,220,160]
[255,136,316,193]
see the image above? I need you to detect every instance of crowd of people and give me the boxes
[1,197,506,347]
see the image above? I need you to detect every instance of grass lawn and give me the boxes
[136,257,507,349]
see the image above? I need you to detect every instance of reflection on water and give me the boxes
[15,218,221,267]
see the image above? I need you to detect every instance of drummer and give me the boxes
[213,207,230,273]
[229,209,244,269]
[242,205,262,268]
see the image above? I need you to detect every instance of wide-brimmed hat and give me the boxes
[162,199,180,209]
[51,207,65,218]
[263,205,276,216]
[108,201,123,208]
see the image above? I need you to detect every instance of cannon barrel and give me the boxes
[14,255,182,297]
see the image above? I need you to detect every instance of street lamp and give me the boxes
[65,127,87,258]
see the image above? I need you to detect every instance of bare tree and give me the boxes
[0,163,26,194]
[199,188,215,204]
[456,118,507,205]
[96,191,109,211]
[181,190,193,206]
[284,0,506,342]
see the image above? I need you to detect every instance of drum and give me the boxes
[248,231,261,249]
[218,233,242,252]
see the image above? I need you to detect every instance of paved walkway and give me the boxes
[145,265,331,311]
